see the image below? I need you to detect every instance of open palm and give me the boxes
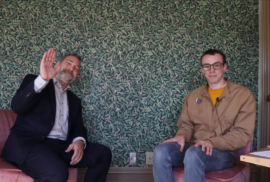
[40,48,61,80]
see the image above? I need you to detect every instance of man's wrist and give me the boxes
[34,75,49,93]
[79,140,85,145]
[204,139,213,145]
[75,140,83,143]
[72,137,86,149]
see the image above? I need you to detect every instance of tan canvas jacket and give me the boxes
[176,79,256,152]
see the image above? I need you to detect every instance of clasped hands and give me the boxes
[162,135,213,156]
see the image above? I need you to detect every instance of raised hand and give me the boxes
[40,48,61,80]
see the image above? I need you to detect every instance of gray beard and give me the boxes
[57,70,75,84]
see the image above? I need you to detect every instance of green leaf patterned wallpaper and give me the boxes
[0,0,258,167]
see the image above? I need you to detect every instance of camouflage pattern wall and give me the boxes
[0,0,258,167]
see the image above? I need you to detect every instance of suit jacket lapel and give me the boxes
[67,91,73,137]
[48,80,56,119]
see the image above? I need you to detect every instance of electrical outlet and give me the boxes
[146,152,153,165]
[130,152,136,165]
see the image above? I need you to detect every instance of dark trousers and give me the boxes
[14,138,112,182]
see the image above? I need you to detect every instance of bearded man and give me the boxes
[1,48,112,182]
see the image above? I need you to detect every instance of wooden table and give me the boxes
[240,146,270,168]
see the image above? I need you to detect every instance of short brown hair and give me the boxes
[200,49,226,65]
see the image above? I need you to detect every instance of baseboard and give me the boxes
[78,165,261,182]
[78,167,154,182]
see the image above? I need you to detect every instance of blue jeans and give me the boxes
[153,143,235,182]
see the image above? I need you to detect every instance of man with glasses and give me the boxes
[153,49,256,182]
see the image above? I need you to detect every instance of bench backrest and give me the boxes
[0,110,17,155]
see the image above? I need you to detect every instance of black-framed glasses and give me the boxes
[201,62,224,71]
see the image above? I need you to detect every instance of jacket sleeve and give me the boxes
[11,74,42,114]
[175,93,194,142]
[209,91,256,151]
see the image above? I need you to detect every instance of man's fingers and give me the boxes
[201,144,205,152]
[71,150,78,163]
[52,49,56,61]
[71,150,83,165]
[206,146,211,155]
[41,52,47,64]
[161,136,185,152]
[71,156,82,165]
[194,140,213,156]
[48,49,54,64]
[49,49,55,60]
[65,144,73,152]
[46,49,52,63]
[48,48,53,57]
[207,147,212,156]
[162,138,177,144]
[75,152,82,162]
[161,139,173,144]
[41,49,54,66]
[180,143,184,152]
[69,141,84,165]
[194,141,202,148]
[207,147,210,155]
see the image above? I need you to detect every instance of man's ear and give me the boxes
[223,63,228,72]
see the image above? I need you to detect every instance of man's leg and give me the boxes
[61,143,112,182]
[16,139,69,182]
[183,146,235,182]
[153,143,189,182]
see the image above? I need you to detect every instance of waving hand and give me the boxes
[40,48,61,80]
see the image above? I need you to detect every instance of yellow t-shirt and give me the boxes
[207,86,226,106]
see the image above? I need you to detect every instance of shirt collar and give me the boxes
[53,77,71,92]
[202,78,231,101]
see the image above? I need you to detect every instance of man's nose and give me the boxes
[209,65,215,72]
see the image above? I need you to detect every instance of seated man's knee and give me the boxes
[153,143,177,164]
[42,165,69,182]
[55,167,69,182]
[93,144,112,162]
[184,146,203,165]
[102,145,112,162]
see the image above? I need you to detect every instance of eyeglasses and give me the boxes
[202,62,224,71]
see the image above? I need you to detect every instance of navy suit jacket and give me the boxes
[1,74,87,164]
